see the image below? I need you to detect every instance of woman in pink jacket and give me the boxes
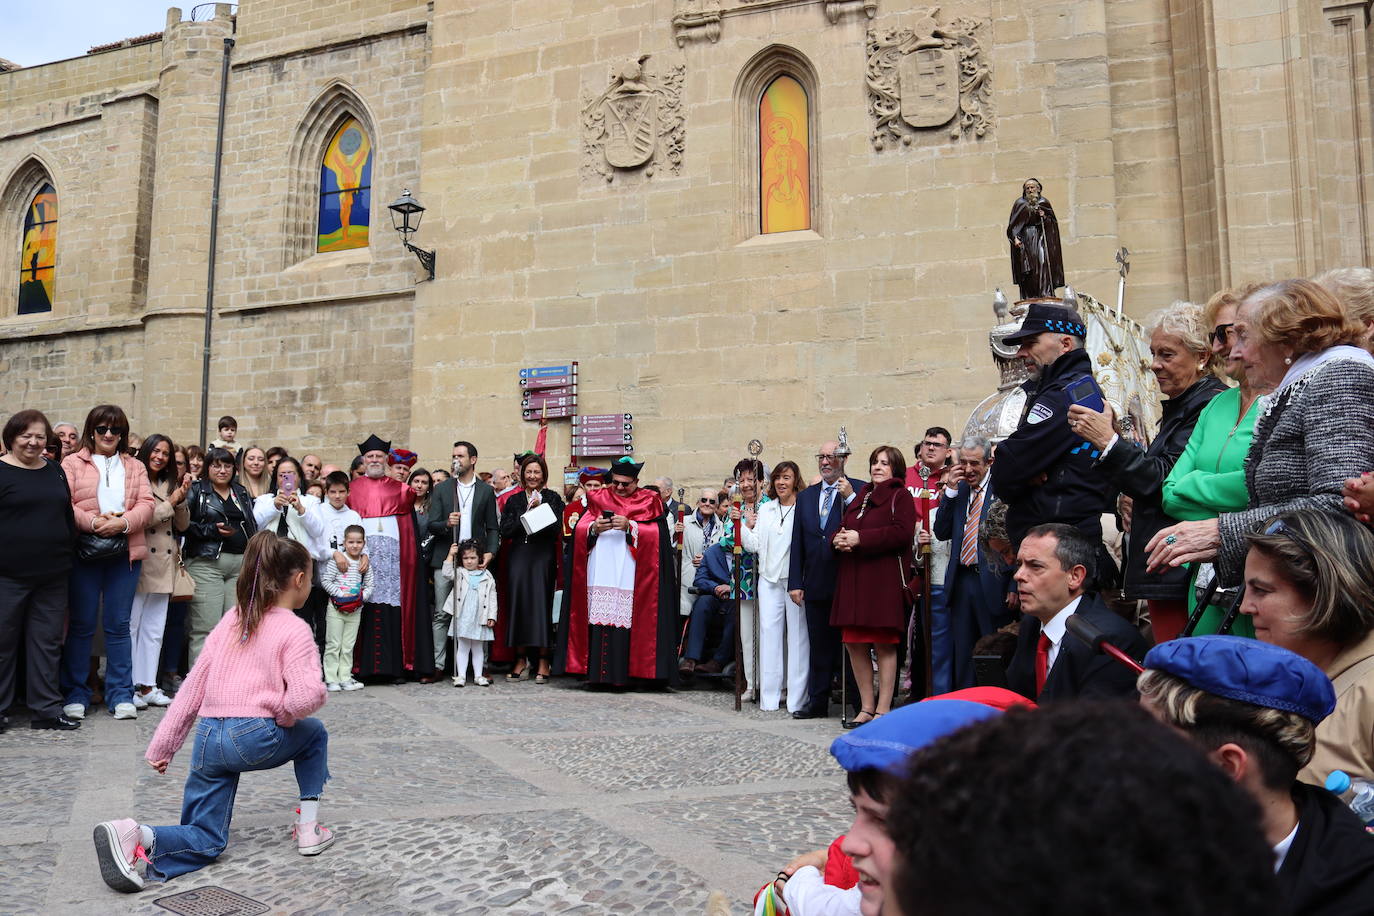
[59,405,155,722]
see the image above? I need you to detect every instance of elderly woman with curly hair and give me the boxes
[1068,300,1227,643]
[1146,278,1374,588]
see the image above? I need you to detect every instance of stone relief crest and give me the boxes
[582,55,686,182]
[865,7,992,149]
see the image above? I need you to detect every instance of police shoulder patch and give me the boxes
[1027,402,1054,425]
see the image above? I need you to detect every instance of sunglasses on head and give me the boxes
[1211,323,1235,345]
[94,425,127,436]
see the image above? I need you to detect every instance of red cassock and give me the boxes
[347,475,433,676]
[560,486,677,685]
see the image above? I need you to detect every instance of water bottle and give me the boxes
[1324,770,1374,826]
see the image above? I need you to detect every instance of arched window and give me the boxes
[317,117,372,252]
[759,76,810,234]
[18,182,57,314]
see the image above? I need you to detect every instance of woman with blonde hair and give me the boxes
[1238,508,1374,784]
[1147,278,1374,588]
[1068,300,1226,642]
[1313,266,1374,352]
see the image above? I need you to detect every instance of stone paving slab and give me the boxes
[1,679,853,914]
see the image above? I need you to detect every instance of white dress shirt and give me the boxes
[741,500,797,584]
[1039,595,1083,672]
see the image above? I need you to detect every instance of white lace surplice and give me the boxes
[587,528,635,629]
[360,514,401,607]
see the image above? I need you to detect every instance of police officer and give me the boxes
[990,301,1112,549]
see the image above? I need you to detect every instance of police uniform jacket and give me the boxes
[990,348,1112,547]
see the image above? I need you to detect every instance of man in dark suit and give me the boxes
[426,440,501,670]
[1005,522,1147,702]
[934,436,1013,690]
[787,440,865,719]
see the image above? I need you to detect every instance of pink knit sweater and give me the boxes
[146,606,326,763]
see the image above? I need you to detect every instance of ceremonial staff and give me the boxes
[731,468,744,711]
[835,428,852,727]
[915,464,935,699]
[674,487,686,585]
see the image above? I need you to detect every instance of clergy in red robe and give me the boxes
[347,434,435,679]
[557,457,677,686]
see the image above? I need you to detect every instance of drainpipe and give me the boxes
[198,35,235,449]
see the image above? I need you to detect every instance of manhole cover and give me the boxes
[152,886,269,916]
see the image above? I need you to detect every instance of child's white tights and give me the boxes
[454,637,486,682]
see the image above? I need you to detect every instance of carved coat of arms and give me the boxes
[582,55,686,181]
[866,7,992,149]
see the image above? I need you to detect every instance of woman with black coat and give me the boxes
[183,447,258,666]
[1069,301,1225,642]
[499,453,564,683]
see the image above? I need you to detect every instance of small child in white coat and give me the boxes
[320,525,373,692]
[441,538,497,687]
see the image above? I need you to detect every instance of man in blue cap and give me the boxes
[989,301,1112,550]
[761,692,1017,915]
[1139,636,1374,916]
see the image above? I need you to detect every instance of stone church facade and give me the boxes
[1,0,1370,482]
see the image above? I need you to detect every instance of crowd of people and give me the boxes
[5,271,1374,909]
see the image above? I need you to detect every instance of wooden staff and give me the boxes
[732,473,744,711]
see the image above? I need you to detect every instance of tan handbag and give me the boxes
[172,551,196,603]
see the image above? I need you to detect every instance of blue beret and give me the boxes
[829,700,1001,774]
[1143,636,1336,723]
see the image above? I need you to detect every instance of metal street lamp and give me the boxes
[387,188,435,280]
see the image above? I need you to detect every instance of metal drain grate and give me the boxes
[152,886,270,916]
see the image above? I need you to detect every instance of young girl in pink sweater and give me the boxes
[93,531,333,893]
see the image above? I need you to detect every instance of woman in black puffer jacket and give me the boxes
[183,447,258,666]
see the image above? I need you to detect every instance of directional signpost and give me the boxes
[519,363,578,422]
[573,413,633,459]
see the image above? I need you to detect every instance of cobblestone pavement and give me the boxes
[1,678,853,914]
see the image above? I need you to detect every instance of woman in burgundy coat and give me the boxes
[830,445,917,727]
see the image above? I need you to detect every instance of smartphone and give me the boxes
[601,510,614,519]
[1066,375,1105,413]
[281,470,296,496]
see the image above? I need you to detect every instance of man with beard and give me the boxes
[557,457,677,686]
[347,434,435,682]
[1006,177,1064,301]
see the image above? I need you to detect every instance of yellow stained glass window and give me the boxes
[760,76,810,234]
[19,182,56,314]
[318,118,372,252]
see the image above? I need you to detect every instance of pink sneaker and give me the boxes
[292,820,335,856]
[93,818,149,893]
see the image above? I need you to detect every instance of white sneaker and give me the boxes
[144,688,173,707]
[475,677,491,687]
[342,679,364,691]
[293,821,336,856]
[132,692,149,710]
[112,703,138,720]
[326,682,342,693]
[93,818,147,893]
[63,703,86,720]
[450,676,464,688]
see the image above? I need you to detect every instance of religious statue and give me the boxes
[1005,178,1064,301]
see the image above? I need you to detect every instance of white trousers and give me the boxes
[739,598,758,693]
[757,579,809,712]
[454,637,487,683]
[128,592,170,687]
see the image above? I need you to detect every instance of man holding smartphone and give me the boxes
[989,302,1112,551]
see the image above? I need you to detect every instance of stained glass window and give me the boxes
[759,76,810,234]
[317,117,372,252]
[18,182,56,314]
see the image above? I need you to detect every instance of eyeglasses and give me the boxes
[1263,518,1289,536]
[94,425,127,436]
[815,453,838,462]
[920,440,947,449]
[699,497,717,505]
[1211,323,1235,345]
[609,478,635,489]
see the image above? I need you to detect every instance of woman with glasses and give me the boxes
[1240,508,1374,783]
[183,447,259,667]
[59,405,156,722]
[1147,279,1374,594]
[1152,287,1273,636]
[1067,300,1227,643]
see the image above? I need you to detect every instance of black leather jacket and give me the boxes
[182,479,258,560]
[1094,375,1226,600]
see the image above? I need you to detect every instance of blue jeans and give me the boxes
[60,556,142,711]
[147,716,330,882]
[684,593,724,661]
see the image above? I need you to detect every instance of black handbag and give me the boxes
[76,531,128,562]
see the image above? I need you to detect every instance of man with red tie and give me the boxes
[1005,523,1147,702]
